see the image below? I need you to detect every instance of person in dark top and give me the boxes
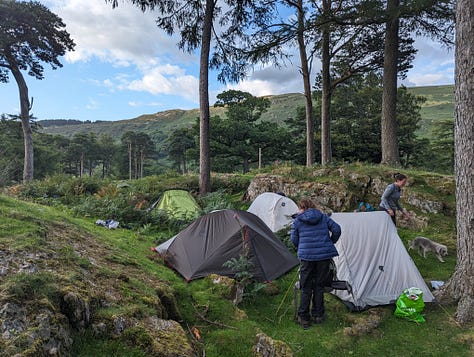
[379,173,411,225]
[290,198,341,329]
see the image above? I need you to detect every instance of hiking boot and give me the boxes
[312,315,325,324]
[297,316,311,330]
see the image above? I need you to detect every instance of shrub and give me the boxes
[198,190,235,214]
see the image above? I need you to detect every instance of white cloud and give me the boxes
[127,66,199,101]
[405,37,454,86]
[407,73,452,86]
[85,98,99,110]
[39,0,200,99]
[33,1,455,119]
[128,101,163,108]
[44,0,184,66]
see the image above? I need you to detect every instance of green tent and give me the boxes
[156,190,201,219]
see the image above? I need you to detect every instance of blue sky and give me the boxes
[0,0,455,122]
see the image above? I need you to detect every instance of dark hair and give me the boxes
[394,173,407,181]
[297,198,316,210]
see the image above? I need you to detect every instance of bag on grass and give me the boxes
[394,287,425,323]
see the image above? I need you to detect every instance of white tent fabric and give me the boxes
[155,235,176,255]
[247,192,299,232]
[330,211,435,310]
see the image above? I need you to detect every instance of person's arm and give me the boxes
[290,222,299,248]
[327,218,341,243]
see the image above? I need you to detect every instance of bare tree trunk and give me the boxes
[435,0,474,325]
[9,59,33,182]
[134,150,138,179]
[80,153,84,178]
[182,157,186,175]
[140,149,144,178]
[296,0,314,167]
[320,1,332,165]
[381,0,400,166]
[198,0,214,196]
[128,142,132,180]
[242,157,249,174]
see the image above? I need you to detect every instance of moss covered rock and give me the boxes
[253,332,293,357]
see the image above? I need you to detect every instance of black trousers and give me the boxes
[298,259,331,320]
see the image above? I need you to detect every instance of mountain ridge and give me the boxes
[39,85,454,142]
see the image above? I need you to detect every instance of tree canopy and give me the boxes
[0,0,75,181]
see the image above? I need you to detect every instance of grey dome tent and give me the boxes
[329,211,435,310]
[161,209,299,282]
[247,192,299,232]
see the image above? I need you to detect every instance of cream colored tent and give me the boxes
[247,192,299,232]
[330,211,435,310]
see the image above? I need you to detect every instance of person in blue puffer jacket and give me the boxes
[291,198,341,329]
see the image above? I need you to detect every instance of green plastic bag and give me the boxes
[394,287,426,323]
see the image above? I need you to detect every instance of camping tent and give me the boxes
[247,192,299,232]
[155,190,201,219]
[160,209,299,282]
[329,211,435,310]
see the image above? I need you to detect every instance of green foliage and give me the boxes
[187,90,288,173]
[198,189,235,214]
[17,174,103,204]
[165,127,195,173]
[0,117,23,184]
[0,1,76,82]
[71,331,148,357]
[275,227,295,253]
[6,272,59,303]
[427,119,454,173]
[211,174,251,194]
[1,164,472,356]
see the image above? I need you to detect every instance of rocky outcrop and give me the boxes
[61,291,91,330]
[246,171,455,219]
[143,316,195,357]
[0,302,72,356]
[253,332,294,357]
[0,222,193,356]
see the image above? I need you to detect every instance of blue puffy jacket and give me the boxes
[290,208,341,261]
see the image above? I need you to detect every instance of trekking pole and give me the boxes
[274,269,300,323]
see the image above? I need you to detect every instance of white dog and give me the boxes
[408,236,448,263]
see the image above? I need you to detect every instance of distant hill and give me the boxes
[39,85,453,143]
[406,85,455,138]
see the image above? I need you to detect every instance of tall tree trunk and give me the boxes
[435,0,474,324]
[9,59,33,182]
[128,142,132,180]
[242,157,249,174]
[381,0,400,165]
[140,149,144,178]
[134,151,138,179]
[296,0,314,167]
[80,153,84,178]
[320,0,332,165]
[198,0,214,195]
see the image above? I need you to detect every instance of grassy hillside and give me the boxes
[1,164,472,356]
[406,85,454,138]
[40,86,453,145]
[39,93,305,142]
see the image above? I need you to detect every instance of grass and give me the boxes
[0,164,472,356]
[407,85,454,138]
